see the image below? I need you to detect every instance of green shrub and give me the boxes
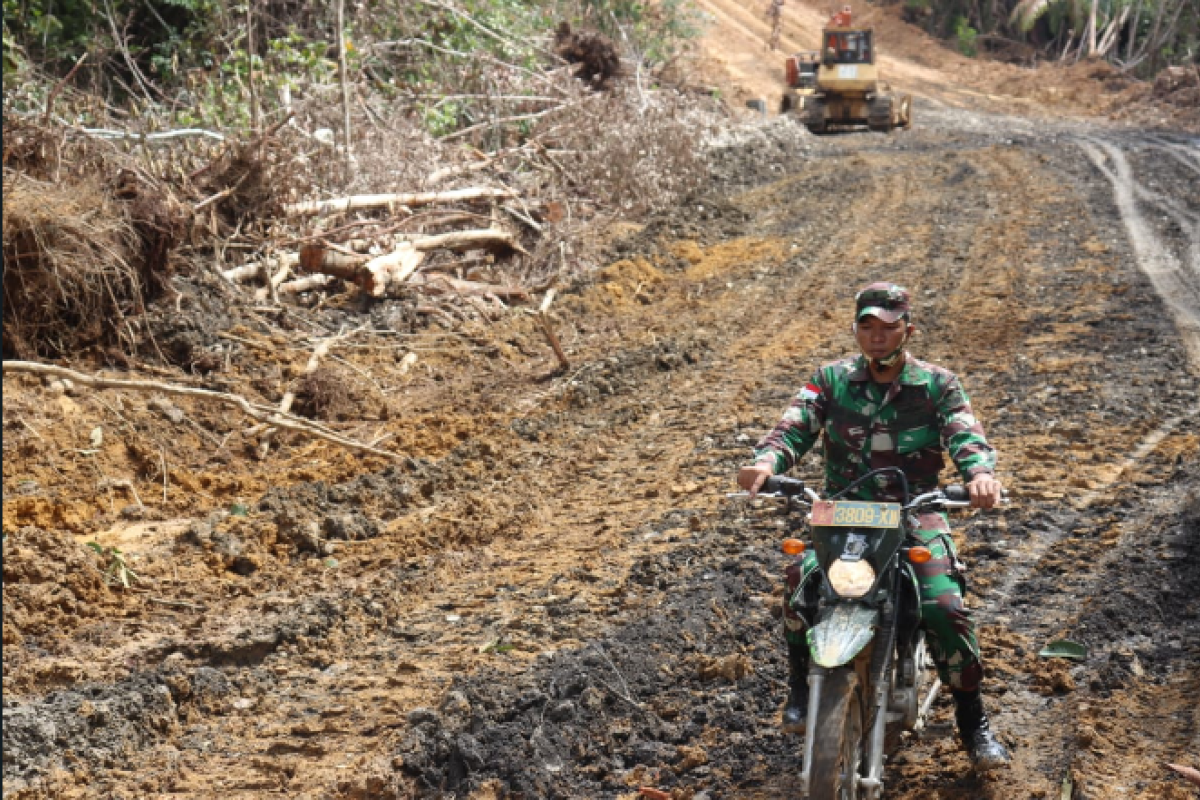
[954,15,978,57]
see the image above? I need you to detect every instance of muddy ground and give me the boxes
[4,77,1200,800]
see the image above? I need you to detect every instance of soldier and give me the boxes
[766,0,784,51]
[736,281,1011,771]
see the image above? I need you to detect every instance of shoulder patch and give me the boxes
[799,383,821,401]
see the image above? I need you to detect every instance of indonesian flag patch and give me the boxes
[799,383,821,401]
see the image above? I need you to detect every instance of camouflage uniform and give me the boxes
[754,351,995,692]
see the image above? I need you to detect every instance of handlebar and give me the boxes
[762,476,809,497]
[729,478,1008,510]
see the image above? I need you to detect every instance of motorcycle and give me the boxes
[734,466,994,800]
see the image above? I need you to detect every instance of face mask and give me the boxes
[853,320,910,370]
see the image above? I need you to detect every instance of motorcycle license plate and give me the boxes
[811,500,901,528]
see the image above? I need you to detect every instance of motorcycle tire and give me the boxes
[807,669,865,800]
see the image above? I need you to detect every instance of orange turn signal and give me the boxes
[908,546,932,564]
[782,538,806,556]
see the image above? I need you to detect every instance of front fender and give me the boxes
[808,604,879,668]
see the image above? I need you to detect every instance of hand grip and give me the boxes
[762,476,807,497]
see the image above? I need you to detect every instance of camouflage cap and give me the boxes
[855,282,911,323]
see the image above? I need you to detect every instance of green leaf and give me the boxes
[230,503,249,517]
[1039,639,1088,661]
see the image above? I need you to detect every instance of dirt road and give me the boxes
[4,15,1200,800]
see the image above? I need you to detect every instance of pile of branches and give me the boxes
[208,80,713,323]
[2,10,718,362]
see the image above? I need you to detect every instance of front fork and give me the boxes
[797,666,890,800]
[860,677,889,799]
[798,668,825,798]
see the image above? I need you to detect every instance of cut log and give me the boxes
[299,242,423,296]
[283,186,516,217]
[296,229,524,297]
[359,244,425,297]
[299,245,369,278]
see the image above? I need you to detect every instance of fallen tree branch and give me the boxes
[1166,764,1200,788]
[279,274,337,295]
[255,257,294,303]
[283,186,515,218]
[194,173,250,212]
[409,272,531,301]
[427,157,495,186]
[440,106,565,142]
[536,288,569,371]
[43,53,88,125]
[82,127,226,142]
[222,263,266,284]
[2,361,400,461]
[412,228,526,254]
[224,253,300,285]
[300,228,523,270]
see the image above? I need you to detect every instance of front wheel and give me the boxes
[807,669,865,800]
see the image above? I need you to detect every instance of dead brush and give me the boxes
[532,85,713,216]
[2,173,142,359]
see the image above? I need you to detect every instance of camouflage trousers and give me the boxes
[782,511,984,692]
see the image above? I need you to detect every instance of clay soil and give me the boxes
[4,2,1200,798]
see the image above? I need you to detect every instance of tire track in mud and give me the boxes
[1077,136,1200,368]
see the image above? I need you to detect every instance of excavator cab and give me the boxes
[822,30,874,65]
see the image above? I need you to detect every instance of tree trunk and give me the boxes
[1087,0,1098,56]
[337,0,353,171]
[1125,0,1142,64]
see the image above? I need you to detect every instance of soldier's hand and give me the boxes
[738,463,775,498]
[967,473,1003,510]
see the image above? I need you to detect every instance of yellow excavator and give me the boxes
[781,5,911,134]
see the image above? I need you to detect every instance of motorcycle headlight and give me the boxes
[828,558,876,598]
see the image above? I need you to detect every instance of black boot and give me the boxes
[953,689,1010,771]
[782,642,810,732]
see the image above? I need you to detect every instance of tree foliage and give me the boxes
[3,0,702,133]
[901,0,1197,73]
